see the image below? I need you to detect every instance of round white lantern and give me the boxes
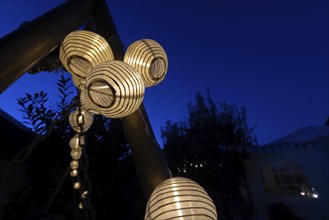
[73,182,81,189]
[80,88,99,115]
[71,74,85,90]
[124,39,168,87]
[145,177,217,220]
[69,108,94,133]
[85,60,145,118]
[70,148,82,160]
[70,160,79,169]
[59,30,114,78]
[69,134,85,149]
[70,169,78,177]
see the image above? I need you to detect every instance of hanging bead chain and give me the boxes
[68,93,94,219]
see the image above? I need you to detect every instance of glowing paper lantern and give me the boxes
[70,169,78,177]
[85,60,145,118]
[73,182,81,189]
[69,134,85,149]
[80,88,99,115]
[59,30,114,78]
[82,191,88,199]
[72,74,85,90]
[71,148,82,160]
[124,39,168,87]
[68,108,94,133]
[70,160,79,169]
[145,177,217,220]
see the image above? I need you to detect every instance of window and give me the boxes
[260,160,319,198]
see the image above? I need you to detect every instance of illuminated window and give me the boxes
[260,160,319,198]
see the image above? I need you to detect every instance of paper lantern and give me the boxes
[70,169,78,177]
[71,148,82,160]
[59,30,114,78]
[70,160,79,169]
[73,182,81,189]
[68,108,93,133]
[72,74,85,90]
[124,39,168,87]
[69,134,85,149]
[82,191,88,199]
[85,60,145,118]
[80,88,99,115]
[145,177,217,220]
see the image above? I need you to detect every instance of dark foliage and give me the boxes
[5,74,145,219]
[161,89,258,220]
[7,80,258,220]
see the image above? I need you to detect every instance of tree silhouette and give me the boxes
[161,89,258,220]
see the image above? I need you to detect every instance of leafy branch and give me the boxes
[17,91,55,135]
[17,74,74,136]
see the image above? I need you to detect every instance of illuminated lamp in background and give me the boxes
[59,30,114,79]
[68,108,94,133]
[145,177,217,220]
[124,39,168,87]
[85,60,145,118]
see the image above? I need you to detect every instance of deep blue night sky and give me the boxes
[0,0,328,146]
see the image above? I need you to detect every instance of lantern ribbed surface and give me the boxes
[59,30,114,78]
[72,74,85,90]
[145,177,217,220]
[85,60,145,118]
[80,89,99,115]
[124,39,168,87]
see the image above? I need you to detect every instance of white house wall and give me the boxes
[243,140,329,220]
